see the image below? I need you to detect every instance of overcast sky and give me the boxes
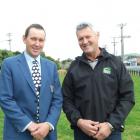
[0,0,139,60]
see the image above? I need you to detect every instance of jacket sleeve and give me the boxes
[62,68,82,127]
[0,60,31,132]
[106,61,135,130]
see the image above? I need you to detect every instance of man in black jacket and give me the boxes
[62,22,135,140]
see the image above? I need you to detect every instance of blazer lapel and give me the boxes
[40,58,49,94]
[17,54,36,93]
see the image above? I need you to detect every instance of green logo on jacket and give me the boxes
[103,67,111,74]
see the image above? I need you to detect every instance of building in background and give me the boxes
[123,54,140,66]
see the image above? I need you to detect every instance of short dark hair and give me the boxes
[24,24,46,37]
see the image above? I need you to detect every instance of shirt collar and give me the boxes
[24,51,41,65]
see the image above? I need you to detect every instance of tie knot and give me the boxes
[32,59,38,64]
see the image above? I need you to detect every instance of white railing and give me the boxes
[126,66,140,76]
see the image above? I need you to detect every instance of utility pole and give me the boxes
[118,23,131,62]
[112,37,118,56]
[6,33,12,51]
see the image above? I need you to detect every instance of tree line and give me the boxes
[0,49,62,69]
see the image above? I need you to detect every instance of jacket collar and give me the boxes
[76,48,111,63]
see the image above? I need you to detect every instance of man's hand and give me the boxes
[77,119,99,137]
[94,122,112,140]
[28,122,39,133]
[31,122,50,140]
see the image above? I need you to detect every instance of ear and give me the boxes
[96,32,100,37]
[22,35,26,43]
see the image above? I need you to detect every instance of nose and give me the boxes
[35,40,40,46]
[83,38,88,44]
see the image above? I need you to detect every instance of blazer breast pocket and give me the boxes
[50,85,54,94]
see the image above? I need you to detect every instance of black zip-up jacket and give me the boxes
[62,48,135,130]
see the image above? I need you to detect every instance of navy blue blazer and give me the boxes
[0,53,63,140]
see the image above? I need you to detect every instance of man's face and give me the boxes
[76,27,99,55]
[23,27,46,58]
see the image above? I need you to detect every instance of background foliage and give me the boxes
[0,49,61,69]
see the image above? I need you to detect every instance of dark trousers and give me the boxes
[74,128,122,140]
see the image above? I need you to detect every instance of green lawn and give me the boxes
[0,76,139,140]
[122,76,140,140]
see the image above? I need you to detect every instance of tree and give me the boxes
[0,49,61,70]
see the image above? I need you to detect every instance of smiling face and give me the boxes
[23,27,46,58]
[76,26,99,56]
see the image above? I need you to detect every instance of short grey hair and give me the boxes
[76,22,93,32]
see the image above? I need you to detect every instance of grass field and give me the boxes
[0,76,140,140]
[121,76,140,140]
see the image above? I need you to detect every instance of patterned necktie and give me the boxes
[32,59,41,123]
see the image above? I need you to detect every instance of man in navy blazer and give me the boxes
[0,24,63,140]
